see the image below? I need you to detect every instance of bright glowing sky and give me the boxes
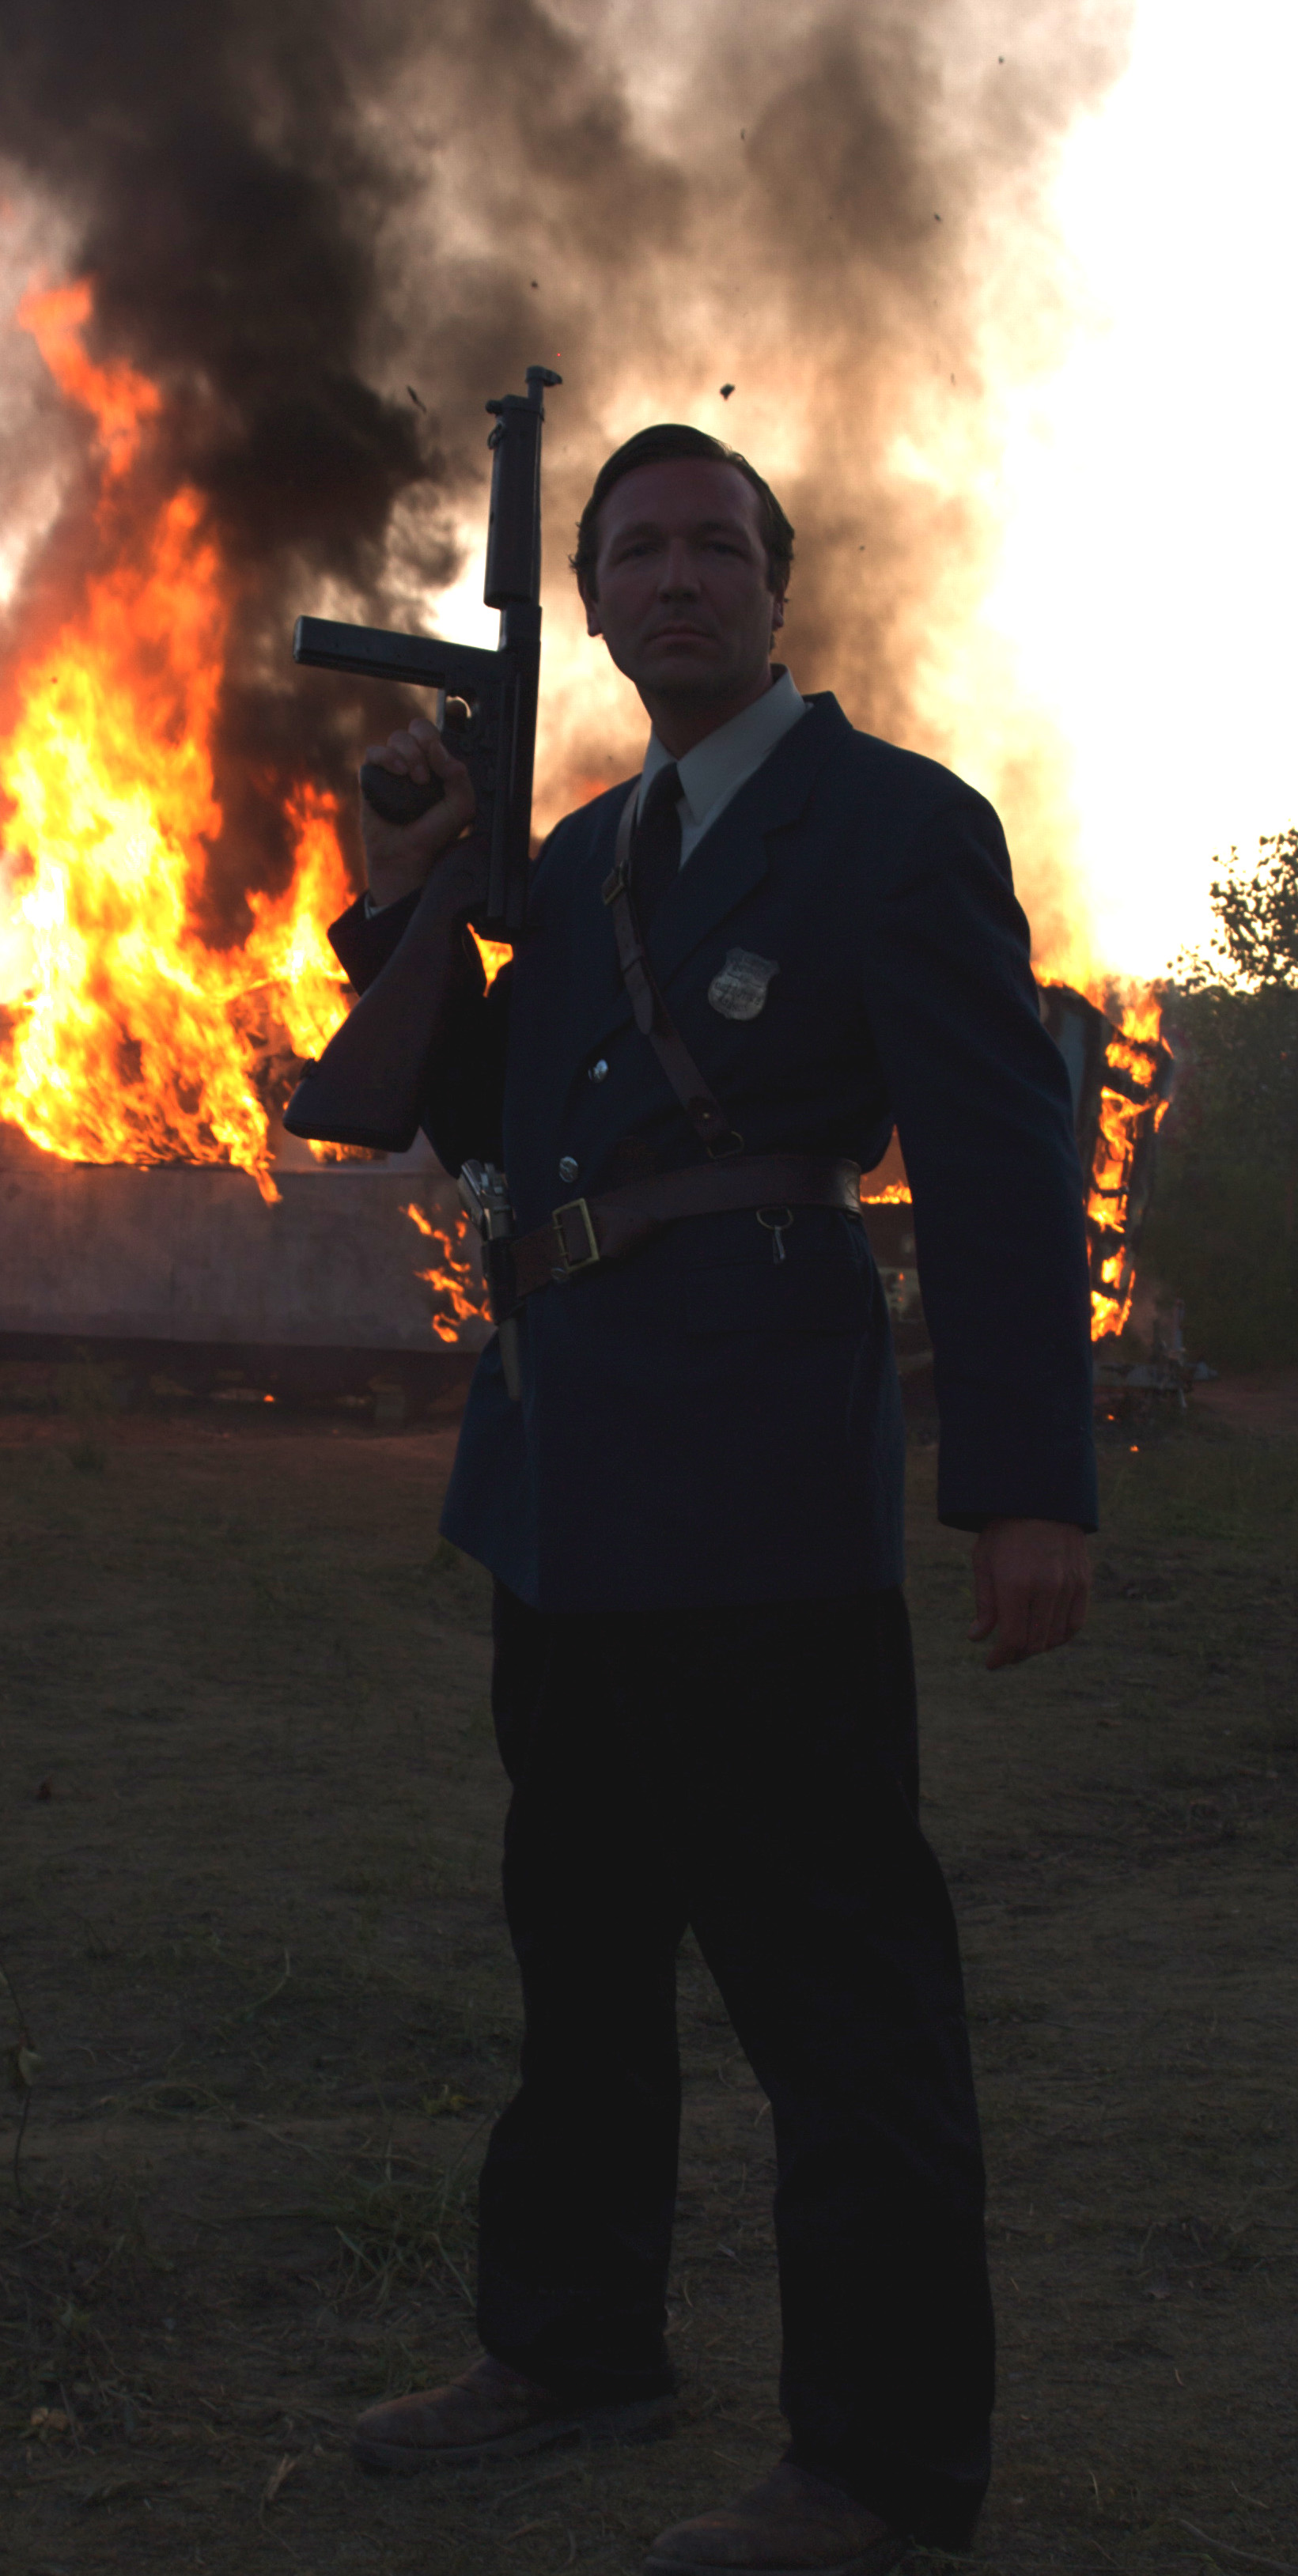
[437,0,1298,983]
[982,0,1298,977]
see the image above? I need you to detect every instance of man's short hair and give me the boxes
[571,424,794,598]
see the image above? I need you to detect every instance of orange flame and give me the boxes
[18,278,161,482]
[401,1199,490,1344]
[244,785,352,1064]
[470,929,512,991]
[0,281,357,1201]
[1083,986,1170,1337]
[854,984,1170,1345]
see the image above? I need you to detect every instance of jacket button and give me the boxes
[558,1156,579,1184]
[588,1057,608,1083]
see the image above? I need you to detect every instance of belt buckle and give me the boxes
[551,1196,600,1280]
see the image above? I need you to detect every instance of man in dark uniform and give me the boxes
[332,426,1096,2575]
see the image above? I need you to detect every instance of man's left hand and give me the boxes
[968,1519,1091,1670]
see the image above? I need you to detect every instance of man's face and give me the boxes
[581,458,785,707]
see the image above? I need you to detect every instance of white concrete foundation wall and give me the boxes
[0,1153,490,1351]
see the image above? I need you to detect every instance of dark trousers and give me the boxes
[475,1583,994,2549]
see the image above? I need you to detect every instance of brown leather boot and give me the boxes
[353,2351,674,2473]
[643,2460,906,2574]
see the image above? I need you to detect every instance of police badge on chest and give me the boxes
[707,949,780,1022]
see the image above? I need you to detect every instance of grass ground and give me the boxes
[0,1389,1294,2575]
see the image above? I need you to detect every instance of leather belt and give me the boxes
[485,1153,863,1321]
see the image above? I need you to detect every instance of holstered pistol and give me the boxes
[458,1159,521,1401]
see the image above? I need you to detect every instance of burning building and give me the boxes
[0,283,490,1409]
[861,983,1175,1382]
[1039,982,1174,1343]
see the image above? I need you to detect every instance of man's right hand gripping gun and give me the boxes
[282,366,559,1156]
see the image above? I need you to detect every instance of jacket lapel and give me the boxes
[573,692,853,1066]
[648,694,851,995]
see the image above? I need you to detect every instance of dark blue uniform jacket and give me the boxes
[332,692,1097,1611]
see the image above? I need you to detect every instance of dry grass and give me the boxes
[0,1394,1293,2573]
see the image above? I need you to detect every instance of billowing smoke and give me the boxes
[0,0,1130,963]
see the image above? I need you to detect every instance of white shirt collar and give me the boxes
[638,666,808,840]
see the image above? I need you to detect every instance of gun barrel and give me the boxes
[484,403,542,606]
[483,366,562,609]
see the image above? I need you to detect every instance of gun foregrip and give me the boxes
[359,764,447,827]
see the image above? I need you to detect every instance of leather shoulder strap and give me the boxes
[602,790,744,1159]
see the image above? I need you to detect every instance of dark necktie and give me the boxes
[631,762,683,930]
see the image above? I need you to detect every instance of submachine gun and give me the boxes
[283,369,561,1396]
[291,362,562,939]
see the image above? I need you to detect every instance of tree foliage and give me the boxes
[1179,825,1298,993]
[1167,827,1298,1167]
[1141,829,1298,1367]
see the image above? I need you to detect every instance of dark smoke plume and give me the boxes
[0,0,1130,959]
